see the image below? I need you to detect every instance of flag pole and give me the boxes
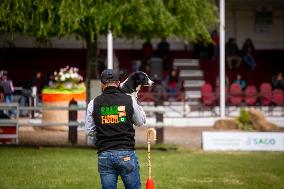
[219,0,226,118]
[107,30,113,69]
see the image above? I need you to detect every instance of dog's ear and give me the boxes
[133,71,140,78]
[132,72,141,82]
[131,72,139,80]
[134,71,153,86]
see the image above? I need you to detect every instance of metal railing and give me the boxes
[0,103,19,144]
[0,103,86,144]
[0,102,166,145]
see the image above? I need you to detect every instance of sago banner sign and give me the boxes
[202,132,284,151]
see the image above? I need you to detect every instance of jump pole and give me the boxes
[146,128,157,189]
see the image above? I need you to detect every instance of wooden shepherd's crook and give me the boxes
[146,128,157,189]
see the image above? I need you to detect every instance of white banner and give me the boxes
[202,132,284,151]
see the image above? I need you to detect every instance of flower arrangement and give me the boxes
[42,66,86,94]
[41,66,86,131]
[54,66,83,88]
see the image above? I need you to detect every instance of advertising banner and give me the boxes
[202,132,284,151]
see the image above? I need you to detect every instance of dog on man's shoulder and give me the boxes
[120,71,154,99]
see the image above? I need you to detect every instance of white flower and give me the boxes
[63,66,69,71]
[65,73,70,78]
[70,73,76,79]
[73,73,79,78]
[60,75,66,81]
[49,66,84,90]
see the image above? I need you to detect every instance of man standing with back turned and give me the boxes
[85,69,146,189]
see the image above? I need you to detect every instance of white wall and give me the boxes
[226,0,284,49]
[0,34,187,50]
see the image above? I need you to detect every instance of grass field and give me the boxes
[0,147,284,189]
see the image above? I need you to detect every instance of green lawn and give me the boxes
[0,147,283,189]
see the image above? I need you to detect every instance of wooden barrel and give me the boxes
[41,92,86,131]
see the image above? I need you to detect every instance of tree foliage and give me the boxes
[0,0,218,42]
[0,0,59,41]
[0,0,218,79]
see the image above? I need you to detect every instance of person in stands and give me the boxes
[233,73,246,91]
[271,72,284,90]
[225,38,242,70]
[165,69,181,99]
[157,38,170,69]
[211,30,219,60]
[142,39,153,62]
[242,38,256,71]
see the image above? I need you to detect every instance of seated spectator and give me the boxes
[0,70,15,116]
[271,72,284,90]
[233,73,246,91]
[164,69,181,99]
[242,38,256,71]
[225,38,242,70]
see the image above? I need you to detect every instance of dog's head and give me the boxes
[132,71,154,87]
[120,71,154,93]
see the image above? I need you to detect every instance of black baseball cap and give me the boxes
[101,69,120,84]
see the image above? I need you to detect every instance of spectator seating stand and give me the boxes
[229,83,243,106]
[271,89,284,115]
[244,85,258,106]
[198,82,284,116]
[260,83,273,106]
[200,83,217,116]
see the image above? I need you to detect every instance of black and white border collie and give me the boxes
[120,71,154,99]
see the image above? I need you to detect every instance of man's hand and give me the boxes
[138,105,146,124]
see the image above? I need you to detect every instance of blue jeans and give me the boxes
[167,87,177,99]
[98,150,140,189]
[5,95,15,115]
[19,89,32,116]
[243,54,256,70]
